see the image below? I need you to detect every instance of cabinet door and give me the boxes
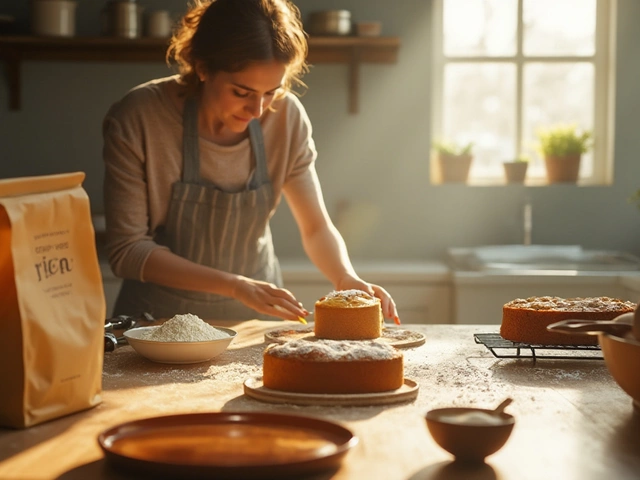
[453,281,628,325]
[390,284,451,324]
[622,288,640,303]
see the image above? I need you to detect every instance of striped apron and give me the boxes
[112,97,282,320]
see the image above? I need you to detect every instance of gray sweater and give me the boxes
[102,76,316,281]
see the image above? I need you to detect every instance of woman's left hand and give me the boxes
[335,277,400,325]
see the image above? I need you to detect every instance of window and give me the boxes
[431,0,616,185]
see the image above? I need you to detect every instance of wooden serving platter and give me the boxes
[98,412,357,479]
[264,324,426,349]
[243,377,419,406]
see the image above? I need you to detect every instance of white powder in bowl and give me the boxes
[438,411,506,426]
[141,314,229,342]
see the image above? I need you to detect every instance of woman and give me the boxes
[103,0,399,323]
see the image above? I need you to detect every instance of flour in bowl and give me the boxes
[142,314,228,342]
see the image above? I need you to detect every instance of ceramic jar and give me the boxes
[102,0,145,38]
[31,0,78,37]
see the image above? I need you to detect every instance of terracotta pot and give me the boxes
[437,153,472,184]
[544,154,581,183]
[503,162,528,184]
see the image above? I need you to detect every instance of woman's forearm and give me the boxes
[141,248,308,320]
[301,222,360,288]
[142,248,238,297]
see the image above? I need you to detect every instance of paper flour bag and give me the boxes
[0,172,105,428]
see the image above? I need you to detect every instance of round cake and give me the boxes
[501,296,637,346]
[262,338,404,394]
[314,289,382,340]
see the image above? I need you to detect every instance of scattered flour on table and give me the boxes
[140,313,229,342]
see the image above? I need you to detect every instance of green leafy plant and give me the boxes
[432,140,474,157]
[536,124,593,157]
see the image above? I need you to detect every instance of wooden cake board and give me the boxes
[264,324,426,349]
[244,377,419,406]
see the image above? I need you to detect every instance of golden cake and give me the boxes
[314,289,382,340]
[501,296,636,346]
[262,338,404,394]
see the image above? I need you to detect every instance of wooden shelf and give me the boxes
[0,35,400,113]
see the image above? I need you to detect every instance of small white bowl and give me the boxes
[123,326,237,364]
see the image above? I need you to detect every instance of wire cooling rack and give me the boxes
[474,333,603,361]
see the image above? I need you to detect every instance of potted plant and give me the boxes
[502,155,529,184]
[536,124,592,184]
[432,140,474,184]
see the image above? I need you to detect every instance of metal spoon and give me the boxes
[547,319,633,336]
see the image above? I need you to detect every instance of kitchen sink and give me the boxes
[448,245,640,273]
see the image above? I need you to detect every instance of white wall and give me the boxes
[1,0,639,264]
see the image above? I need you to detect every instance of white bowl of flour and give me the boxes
[123,314,237,364]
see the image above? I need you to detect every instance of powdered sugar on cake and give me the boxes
[319,289,377,307]
[266,338,401,361]
[140,313,228,342]
[505,296,636,312]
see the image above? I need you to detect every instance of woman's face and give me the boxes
[199,60,287,134]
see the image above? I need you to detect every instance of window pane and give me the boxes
[522,63,594,177]
[443,63,516,177]
[523,0,596,56]
[444,0,517,57]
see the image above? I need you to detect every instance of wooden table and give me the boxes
[1,321,639,479]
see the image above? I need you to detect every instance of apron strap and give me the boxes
[182,96,201,184]
[182,98,268,187]
[248,119,269,189]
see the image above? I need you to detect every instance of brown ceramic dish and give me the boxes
[548,315,640,409]
[98,412,358,479]
[425,407,515,463]
[599,332,640,409]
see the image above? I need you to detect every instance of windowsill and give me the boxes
[430,182,613,187]
[430,177,613,187]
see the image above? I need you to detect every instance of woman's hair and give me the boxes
[167,0,308,97]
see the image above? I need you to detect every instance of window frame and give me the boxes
[430,0,617,186]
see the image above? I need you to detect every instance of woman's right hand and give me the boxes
[233,276,309,321]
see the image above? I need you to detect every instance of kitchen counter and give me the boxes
[1,321,639,479]
[451,271,640,324]
[99,259,451,283]
[620,274,640,295]
[280,258,451,282]
[99,259,453,323]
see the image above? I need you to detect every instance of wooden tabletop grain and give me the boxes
[1,320,639,480]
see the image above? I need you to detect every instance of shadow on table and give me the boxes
[486,358,609,387]
[407,460,497,480]
[57,459,134,479]
[220,393,387,422]
[57,458,339,480]
[607,407,640,463]
[0,408,94,463]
